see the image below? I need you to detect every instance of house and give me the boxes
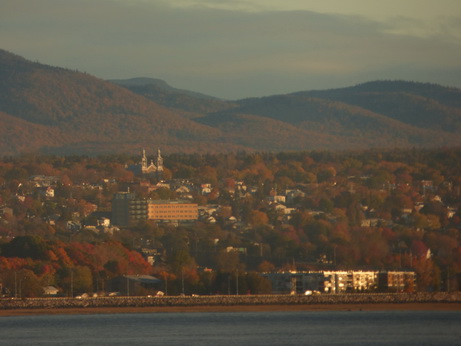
[43,286,60,296]
[139,181,157,194]
[200,184,213,195]
[205,216,217,224]
[226,246,247,254]
[198,205,218,218]
[97,217,111,227]
[227,216,237,223]
[175,185,194,199]
[37,186,55,198]
[28,175,60,187]
[448,207,457,219]
[67,221,81,232]
[285,189,306,205]
[360,218,381,227]
[139,248,164,266]
[156,181,170,189]
[0,205,13,218]
[267,195,286,204]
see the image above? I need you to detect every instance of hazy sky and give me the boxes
[2,0,461,99]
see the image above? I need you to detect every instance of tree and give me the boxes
[1,236,49,260]
[0,269,42,298]
[257,260,275,273]
[248,210,269,227]
[215,250,244,274]
[412,257,440,291]
[104,260,123,279]
[73,266,93,294]
[245,272,272,294]
[290,211,313,229]
[57,265,93,296]
[413,213,441,231]
[169,249,194,276]
[319,197,334,213]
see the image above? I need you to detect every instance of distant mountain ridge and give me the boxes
[1,49,461,155]
[294,81,461,132]
[109,77,219,100]
[109,77,236,117]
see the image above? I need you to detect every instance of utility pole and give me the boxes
[333,245,337,266]
[181,269,185,295]
[236,269,239,295]
[70,270,74,298]
[447,267,450,292]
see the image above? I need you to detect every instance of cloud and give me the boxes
[1,0,460,98]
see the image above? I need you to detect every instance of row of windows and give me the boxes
[149,204,196,208]
[149,206,196,210]
[149,212,197,217]
[150,216,196,219]
[150,212,196,216]
[130,211,147,215]
[153,204,195,207]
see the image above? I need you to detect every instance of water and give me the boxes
[1,310,460,345]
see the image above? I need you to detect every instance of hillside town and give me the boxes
[0,148,460,297]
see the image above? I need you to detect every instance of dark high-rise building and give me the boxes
[111,192,147,227]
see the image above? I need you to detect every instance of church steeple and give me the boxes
[141,148,147,170]
[128,148,164,177]
[156,149,163,172]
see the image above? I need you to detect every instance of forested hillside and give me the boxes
[0,50,229,155]
[2,49,461,155]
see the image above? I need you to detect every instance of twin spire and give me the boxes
[141,148,163,174]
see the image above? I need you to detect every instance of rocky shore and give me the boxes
[1,292,461,312]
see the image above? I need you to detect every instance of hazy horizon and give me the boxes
[2,0,461,99]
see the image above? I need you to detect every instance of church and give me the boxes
[128,149,164,178]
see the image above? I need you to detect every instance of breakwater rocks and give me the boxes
[1,292,461,311]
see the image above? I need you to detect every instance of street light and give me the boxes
[19,276,26,298]
[18,277,22,298]
[236,269,239,295]
[181,269,185,295]
[333,245,337,266]
[70,269,74,298]
[14,271,17,298]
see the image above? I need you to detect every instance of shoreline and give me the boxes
[2,292,460,316]
[1,302,460,317]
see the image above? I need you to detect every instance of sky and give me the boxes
[2,0,461,99]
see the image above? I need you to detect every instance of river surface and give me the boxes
[1,310,461,345]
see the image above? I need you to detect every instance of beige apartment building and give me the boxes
[147,200,198,221]
[111,192,198,226]
[263,270,415,294]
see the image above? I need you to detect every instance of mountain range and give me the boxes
[1,49,461,156]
